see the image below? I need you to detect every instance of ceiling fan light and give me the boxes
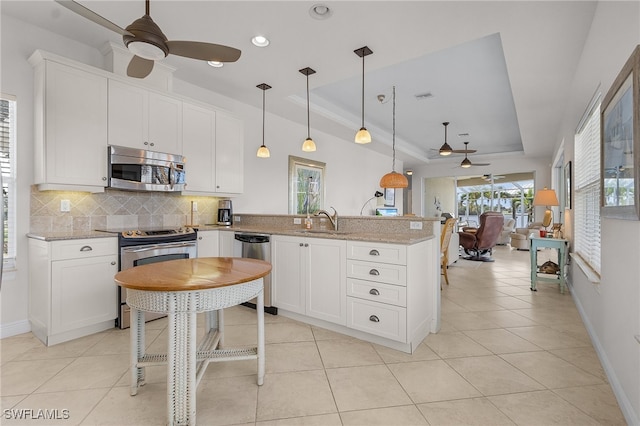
[355,127,371,144]
[127,40,166,60]
[461,157,472,168]
[302,137,316,152]
[439,142,453,156]
[380,171,409,189]
[257,145,270,158]
[207,61,223,68]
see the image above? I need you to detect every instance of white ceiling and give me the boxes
[1,1,598,169]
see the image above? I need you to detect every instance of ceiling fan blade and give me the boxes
[167,40,241,62]
[55,0,132,36]
[451,149,477,154]
[127,55,155,78]
[472,163,491,167]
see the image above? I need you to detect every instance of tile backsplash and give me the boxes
[30,186,221,233]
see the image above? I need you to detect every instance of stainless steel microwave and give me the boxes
[108,145,186,192]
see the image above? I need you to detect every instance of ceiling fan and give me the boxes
[436,122,478,156]
[482,174,505,181]
[459,142,490,168]
[55,0,241,79]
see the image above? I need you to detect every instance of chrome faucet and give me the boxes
[315,207,339,231]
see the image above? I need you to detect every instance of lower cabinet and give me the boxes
[219,231,236,257]
[28,237,118,346]
[273,236,436,353]
[272,235,346,325]
[196,230,219,257]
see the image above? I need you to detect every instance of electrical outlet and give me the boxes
[191,202,198,212]
[60,199,71,212]
[293,218,302,225]
[234,215,241,222]
[410,221,423,230]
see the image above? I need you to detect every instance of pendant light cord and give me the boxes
[361,55,365,127]
[306,74,311,139]
[262,88,266,146]
[392,86,396,172]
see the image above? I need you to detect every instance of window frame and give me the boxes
[1,94,17,271]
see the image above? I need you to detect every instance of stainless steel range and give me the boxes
[110,227,197,328]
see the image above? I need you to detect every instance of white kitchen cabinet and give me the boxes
[182,103,216,192]
[272,235,346,324]
[108,79,182,154]
[181,104,244,195]
[214,112,244,194]
[197,230,219,257]
[219,231,236,257]
[28,237,118,346]
[345,239,434,350]
[29,53,108,192]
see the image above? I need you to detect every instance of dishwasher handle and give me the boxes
[235,233,271,244]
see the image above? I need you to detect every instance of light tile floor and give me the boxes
[1,246,627,425]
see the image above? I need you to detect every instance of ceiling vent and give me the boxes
[414,92,434,100]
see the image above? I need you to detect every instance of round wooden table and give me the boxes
[115,257,272,426]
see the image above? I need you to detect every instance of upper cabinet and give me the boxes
[108,79,182,154]
[30,55,108,192]
[182,105,244,195]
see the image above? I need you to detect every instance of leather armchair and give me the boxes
[459,212,505,262]
[510,222,544,250]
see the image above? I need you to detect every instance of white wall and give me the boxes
[424,177,456,218]
[554,2,640,424]
[0,14,397,335]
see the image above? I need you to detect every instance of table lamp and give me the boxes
[533,187,559,229]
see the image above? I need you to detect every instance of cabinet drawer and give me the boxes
[347,278,406,307]
[346,260,406,286]
[347,297,406,342]
[51,238,117,261]
[347,241,406,265]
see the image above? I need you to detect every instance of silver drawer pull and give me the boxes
[369,249,380,256]
[369,269,380,276]
[369,288,380,296]
[80,245,93,252]
[369,315,380,323]
[111,261,116,266]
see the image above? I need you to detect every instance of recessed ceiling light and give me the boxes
[309,4,333,20]
[251,35,270,47]
[207,61,223,68]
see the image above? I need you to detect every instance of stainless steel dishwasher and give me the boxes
[234,233,276,315]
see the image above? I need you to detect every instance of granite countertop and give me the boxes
[27,230,118,242]
[196,225,433,245]
[28,226,433,245]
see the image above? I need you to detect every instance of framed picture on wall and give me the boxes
[601,45,640,220]
[564,161,572,209]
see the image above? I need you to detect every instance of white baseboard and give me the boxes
[567,280,639,425]
[0,320,31,339]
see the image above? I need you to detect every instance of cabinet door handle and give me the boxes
[299,243,304,247]
[304,243,309,247]
[369,288,380,296]
[369,315,380,323]
[369,269,380,276]
[198,236,203,240]
[144,141,149,145]
[102,177,107,181]
[369,249,380,256]
[111,261,116,265]
[80,245,93,252]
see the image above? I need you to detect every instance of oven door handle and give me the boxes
[122,242,196,253]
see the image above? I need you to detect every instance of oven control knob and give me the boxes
[135,230,142,236]
[125,231,132,236]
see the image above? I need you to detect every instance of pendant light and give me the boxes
[460,142,472,168]
[379,86,408,189]
[438,122,452,156]
[256,83,271,158]
[354,46,373,144]
[299,67,316,152]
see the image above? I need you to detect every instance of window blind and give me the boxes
[574,99,601,275]
[0,95,16,267]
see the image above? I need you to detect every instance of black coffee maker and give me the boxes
[217,200,232,226]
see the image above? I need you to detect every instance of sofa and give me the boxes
[497,218,516,245]
[510,222,544,250]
